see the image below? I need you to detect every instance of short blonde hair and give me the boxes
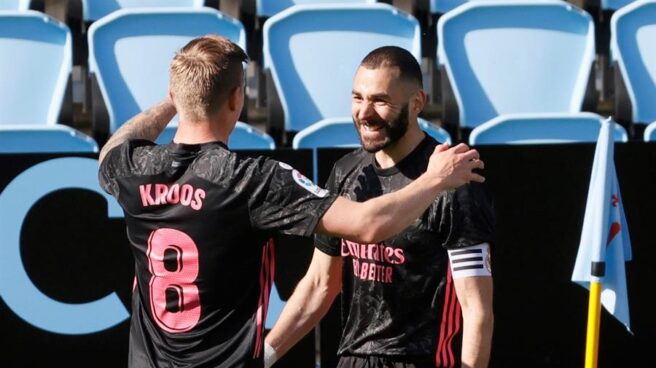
[170,35,248,120]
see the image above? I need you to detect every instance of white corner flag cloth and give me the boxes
[571,118,632,332]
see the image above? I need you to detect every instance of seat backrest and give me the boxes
[82,0,205,21]
[0,125,99,153]
[0,11,71,126]
[155,122,276,149]
[88,8,245,134]
[292,117,451,148]
[437,0,595,129]
[263,3,420,133]
[611,0,656,125]
[430,0,468,14]
[644,121,656,142]
[468,113,629,145]
[0,0,30,11]
[257,0,377,18]
[602,0,635,10]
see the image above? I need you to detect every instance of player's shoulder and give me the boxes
[332,148,369,175]
[101,139,163,174]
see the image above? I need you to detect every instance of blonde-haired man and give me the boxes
[99,35,485,368]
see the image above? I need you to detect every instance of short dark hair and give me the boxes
[359,46,422,87]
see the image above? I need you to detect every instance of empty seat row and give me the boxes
[1,1,655,154]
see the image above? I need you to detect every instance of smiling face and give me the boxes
[351,65,415,153]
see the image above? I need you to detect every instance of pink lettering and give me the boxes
[139,184,155,206]
[360,263,368,279]
[385,267,393,283]
[167,184,180,204]
[384,247,394,263]
[394,249,405,264]
[191,189,205,211]
[352,259,359,276]
[180,184,193,206]
[368,263,376,280]
[155,184,168,205]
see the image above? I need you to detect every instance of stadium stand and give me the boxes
[437,0,596,141]
[156,121,275,148]
[430,0,468,14]
[293,117,451,181]
[602,0,635,10]
[610,0,656,137]
[0,125,98,153]
[468,112,629,145]
[0,0,30,11]
[644,121,656,141]
[81,0,205,21]
[87,8,245,143]
[0,10,98,153]
[262,3,421,143]
[256,0,376,18]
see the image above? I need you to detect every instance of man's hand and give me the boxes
[98,98,176,164]
[426,143,485,190]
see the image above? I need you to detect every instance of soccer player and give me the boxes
[98,36,485,368]
[265,46,495,368]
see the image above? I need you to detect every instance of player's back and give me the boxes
[99,139,334,367]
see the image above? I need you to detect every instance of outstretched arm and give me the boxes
[99,98,176,164]
[454,274,493,368]
[316,143,485,244]
[264,249,342,366]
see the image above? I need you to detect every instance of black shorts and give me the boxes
[337,355,435,368]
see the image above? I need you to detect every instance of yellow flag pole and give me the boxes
[584,280,603,368]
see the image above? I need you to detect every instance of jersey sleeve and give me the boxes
[98,142,129,198]
[98,139,155,198]
[248,159,337,237]
[440,182,495,250]
[313,165,342,256]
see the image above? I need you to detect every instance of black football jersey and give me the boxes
[315,136,494,367]
[99,140,336,368]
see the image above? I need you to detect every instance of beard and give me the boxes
[354,103,410,153]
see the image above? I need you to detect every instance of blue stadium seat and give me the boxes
[293,117,451,181]
[257,0,376,18]
[88,8,245,138]
[644,121,656,142]
[430,0,468,14]
[602,0,635,10]
[156,122,276,149]
[82,0,205,22]
[437,0,595,130]
[610,0,656,126]
[263,3,421,134]
[468,113,629,145]
[0,10,71,126]
[293,117,452,148]
[0,0,30,11]
[0,125,98,153]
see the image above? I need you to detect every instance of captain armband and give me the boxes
[447,243,492,279]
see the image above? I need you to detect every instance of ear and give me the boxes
[411,89,427,115]
[167,89,175,104]
[227,85,242,112]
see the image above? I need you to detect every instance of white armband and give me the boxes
[447,243,492,279]
[264,342,278,368]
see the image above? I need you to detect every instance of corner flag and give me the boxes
[571,118,632,332]
[571,118,632,367]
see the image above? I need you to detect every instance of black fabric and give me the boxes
[314,135,494,361]
[337,355,435,368]
[99,140,336,368]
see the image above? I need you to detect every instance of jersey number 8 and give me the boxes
[147,228,201,333]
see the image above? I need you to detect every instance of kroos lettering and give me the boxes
[139,184,205,210]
